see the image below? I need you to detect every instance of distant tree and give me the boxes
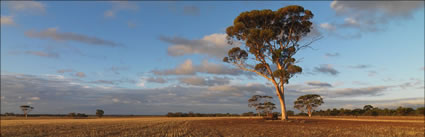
[223,5,318,120]
[363,105,373,111]
[416,107,425,115]
[166,112,174,117]
[263,100,277,116]
[286,110,295,116]
[351,109,364,117]
[68,112,76,118]
[5,112,15,116]
[396,106,414,116]
[294,94,324,117]
[248,95,276,116]
[20,105,34,119]
[248,95,263,116]
[76,113,88,118]
[96,109,104,118]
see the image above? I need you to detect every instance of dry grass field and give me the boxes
[1,116,424,137]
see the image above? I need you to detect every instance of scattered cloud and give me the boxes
[160,33,239,59]
[179,76,230,86]
[348,64,371,69]
[314,64,339,76]
[368,70,377,77]
[57,69,74,74]
[152,59,246,76]
[0,74,272,114]
[25,28,123,47]
[4,1,46,13]
[352,81,369,85]
[90,80,115,85]
[90,79,137,85]
[25,51,59,58]
[74,72,86,78]
[183,5,200,16]
[28,97,40,101]
[107,66,129,75]
[306,81,332,87]
[1,16,15,25]
[330,86,390,97]
[324,1,424,38]
[104,1,139,18]
[2,73,421,114]
[319,23,336,31]
[324,52,340,57]
[146,77,167,84]
[112,98,120,103]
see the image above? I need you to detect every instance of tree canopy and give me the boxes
[224,5,317,120]
[20,105,34,119]
[294,94,324,117]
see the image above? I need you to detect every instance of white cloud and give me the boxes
[74,72,86,78]
[112,98,120,103]
[28,97,40,101]
[319,23,336,31]
[324,1,424,38]
[137,79,145,87]
[104,1,139,18]
[344,17,359,26]
[1,16,15,25]
[152,59,246,76]
[146,77,167,84]
[161,33,240,58]
[324,52,340,57]
[179,76,230,86]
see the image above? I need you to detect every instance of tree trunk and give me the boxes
[25,113,28,119]
[276,89,288,120]
[308,108,312,117]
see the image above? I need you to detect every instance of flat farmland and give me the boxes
[1,117,424,137]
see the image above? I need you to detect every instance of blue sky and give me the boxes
[1,1,424,115]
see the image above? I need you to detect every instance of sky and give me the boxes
[1,1,424,115]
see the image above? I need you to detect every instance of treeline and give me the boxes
[167,106,425,117]
[166,112,240,117]
[312,106,424,116]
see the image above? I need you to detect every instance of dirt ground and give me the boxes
[1,117,424,137]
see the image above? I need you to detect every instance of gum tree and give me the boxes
[248,95,276,116]
[20,105,34,119]
[96,109,104,118]
[294,94,324,117]
[224,5,317,120]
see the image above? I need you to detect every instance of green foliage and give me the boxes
[286,110,295,116]
[224,5,315,84]
[363,105,373,111]
[96,109,105,118]
[294,94,324,112]
[248,95,276,115]
[313,106,423,116]
[166,112,240,117]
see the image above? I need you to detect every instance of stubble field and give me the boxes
[1,116,424,137]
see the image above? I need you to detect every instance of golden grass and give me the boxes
[1,117,424,137]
